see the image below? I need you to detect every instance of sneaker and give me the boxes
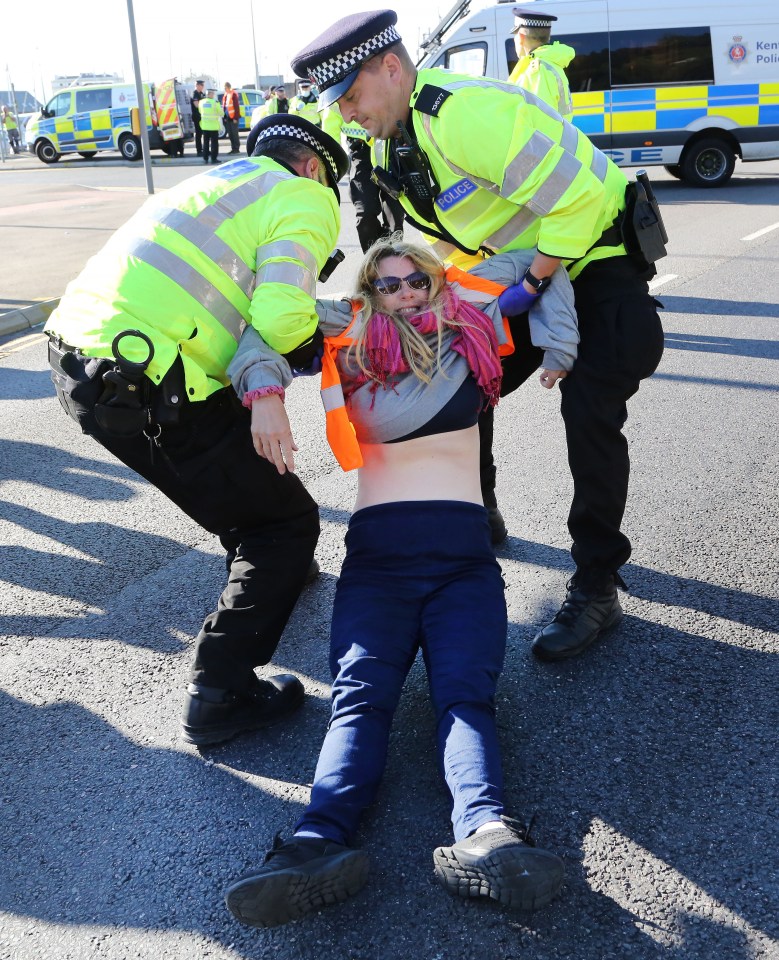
[181,675,304,747]
[225,835,369,928]
[531,574,623,662]
[433,816,564,911]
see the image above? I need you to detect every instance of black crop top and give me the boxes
[388,375,482,443]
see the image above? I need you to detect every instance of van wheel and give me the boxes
[680,138,735,187]
[663,164,683,180]
[35,139,60,164]
[119,134,141,161]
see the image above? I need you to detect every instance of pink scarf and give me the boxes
[357,285,503,407]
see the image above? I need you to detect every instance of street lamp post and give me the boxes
[250,0,260,89]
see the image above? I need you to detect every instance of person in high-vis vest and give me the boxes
[221,82,241,153]
[1,105,21,154]
[322,101,404,253]
[197,89,222,164]
[44,115,349,749]
[508,8,574,118]
[292,9,665,664]
[264,84,290,116]
[290,81,321,126]
[224,238,578,927]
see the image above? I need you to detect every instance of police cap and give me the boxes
[291,10,401,110]
[511,8,558,33]
[246,113,349,202]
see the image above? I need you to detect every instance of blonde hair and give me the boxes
[350,236,471,384]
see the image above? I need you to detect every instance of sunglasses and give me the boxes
[371,271,432,295]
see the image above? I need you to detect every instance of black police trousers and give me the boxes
[49,350,319,692]
[349,138,405,253]
[479,254,664,577]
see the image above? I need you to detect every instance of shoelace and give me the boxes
[500,814,537,847]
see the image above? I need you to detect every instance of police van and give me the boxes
[418,0,779,186]
[27,79,193,164]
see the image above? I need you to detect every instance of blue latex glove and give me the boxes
[291,352,323,378]
[497,281,539,316]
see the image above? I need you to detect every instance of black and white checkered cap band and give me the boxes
[256,122,338,182]
[308,24,401,90]
[517,15,554,27]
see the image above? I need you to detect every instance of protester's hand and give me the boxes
[250,394,297,474]
[539,368,566,389]
[497,281,538,316]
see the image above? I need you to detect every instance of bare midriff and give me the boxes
[354,425,483,511]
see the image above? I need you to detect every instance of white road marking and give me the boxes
[741,221,779,242]
[648,274,678,292]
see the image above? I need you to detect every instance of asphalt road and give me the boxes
[0,151,778,960]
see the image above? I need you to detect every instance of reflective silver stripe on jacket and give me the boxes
[590,148,609,183]
[539,60,573,117]
[257,240,319,276]
[255,261,316,298]
[447,280,488,305]
[127,238,244,341]
[149,207,255,292]
[321,382,345,412]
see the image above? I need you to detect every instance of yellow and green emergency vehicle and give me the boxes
[27,79,193,164]
[418,0,779,186]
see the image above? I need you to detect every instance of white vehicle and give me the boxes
[418,0,779,186]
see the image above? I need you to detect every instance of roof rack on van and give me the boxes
[418,0,472,59]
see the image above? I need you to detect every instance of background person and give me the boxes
[292,9,665,663]
[222,82,241,153]
[509,8,575,118]
[290,80,321,126]
[43,116,348,749]
[1,105,21,154]
[198,88,221,164]
[323,102,405,253]
[223,238,574,927]
[190,79,206,157]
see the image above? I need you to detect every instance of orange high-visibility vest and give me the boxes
[321,270,514,472]
[224,90,238,119]
[321,309,363,472]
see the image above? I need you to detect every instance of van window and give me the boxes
[243,92,264,105]
[433,42,488,76]
[556,33,610,93]
[46,92,71,118]
[76,88,113,112]
[610,27,714,87]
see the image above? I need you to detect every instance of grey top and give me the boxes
[229,249,578,444]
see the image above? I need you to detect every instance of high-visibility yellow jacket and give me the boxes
[197,97,222,131]
[45,157,339,400]
[290,93,321,127]
[509,42,575,118]
[374,68,628,279]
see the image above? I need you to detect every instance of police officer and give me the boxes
[44,115,348,748]
[197,88,222,164]
[190,79,206,156]
[290,80,321,126]
[509,9,575,118]
[322,101,404,253]
[292,10,665,663]
[265,84,290,115]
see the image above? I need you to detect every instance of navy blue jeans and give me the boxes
[295,501,508,845]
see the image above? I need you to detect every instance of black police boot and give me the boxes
[225,835,369,928]
[181,675,304,747]
[482,488,508,545]
[531,571,623,662]
[433,815,564,911]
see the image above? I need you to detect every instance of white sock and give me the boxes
[473,820,507,836]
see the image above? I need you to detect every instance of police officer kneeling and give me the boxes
[45,116,348,748]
